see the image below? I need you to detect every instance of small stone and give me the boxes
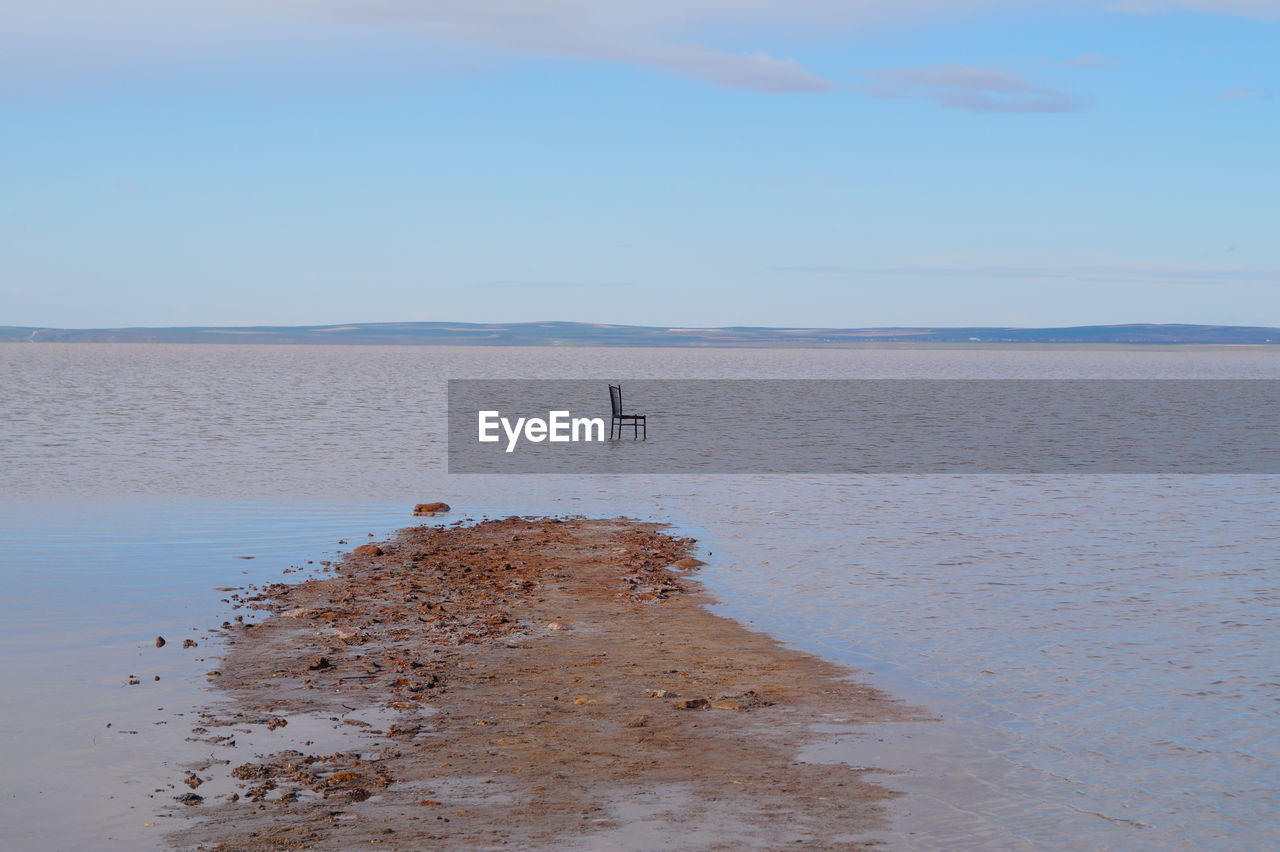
[183,639,198,648]
[352,544,382,557]
[674,698,709,710]
[184,774,203,789]
[413,502,450,516]
[711,691,771,711]
[623,715,649,728]
[646,689,677,698]
[154,636,166,648]
[546,622,571,632]
[176,793,204,806]
[672,557,707,570]
[308,657,332,671]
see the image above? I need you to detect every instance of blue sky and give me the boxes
[2,1,1277,329]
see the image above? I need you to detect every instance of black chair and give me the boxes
[608,384,647,440]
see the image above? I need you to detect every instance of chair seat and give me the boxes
[615,413,645,419]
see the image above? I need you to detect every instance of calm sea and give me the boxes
[1,343,1277,851]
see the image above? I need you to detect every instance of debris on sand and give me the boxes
[168,516,923,850]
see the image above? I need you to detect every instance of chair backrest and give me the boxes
[608,384,622,417]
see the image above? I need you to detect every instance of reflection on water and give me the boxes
[0,502,422,851]
[690,475,1280,851]
[1,344,1278,850]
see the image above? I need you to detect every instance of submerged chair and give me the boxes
[608,384,647,440]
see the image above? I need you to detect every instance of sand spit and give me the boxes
[169,516,922,850]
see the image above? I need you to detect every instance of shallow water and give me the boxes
[1,343,1277,850]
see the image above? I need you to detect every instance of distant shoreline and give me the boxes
[3,321,1278,346]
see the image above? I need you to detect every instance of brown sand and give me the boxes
[168,516,924,850]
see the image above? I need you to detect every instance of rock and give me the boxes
[413,502,450,516]
[352,544,382,557]
[674,697,709,710]
[546,622,571,632]
[672,557,707,570]
[175,793,203,806]
[183,639,198,648]
[623,715,649,728]
[308,656,332,671]
[280,607,315,618]
[711,691,771,711]
[154,636,166,648]
[184,774,203,789]
[646,689,678,698]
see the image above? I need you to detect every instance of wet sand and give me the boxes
[169,516,924,850]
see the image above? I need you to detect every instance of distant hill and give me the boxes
[1,322,1277,346]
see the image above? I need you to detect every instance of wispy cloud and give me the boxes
[1216,88,1258,99]
[471,281,637,289]
[1119,0,1280,16]
[768,265,849,274]
[772,261,1280,285]
[1062,52,1120,67]
[857,65,1089,113]
[3,1,1278,94]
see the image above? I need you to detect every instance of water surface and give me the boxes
[1,343,1277,850]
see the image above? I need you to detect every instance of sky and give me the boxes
[2,0,1277,329]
